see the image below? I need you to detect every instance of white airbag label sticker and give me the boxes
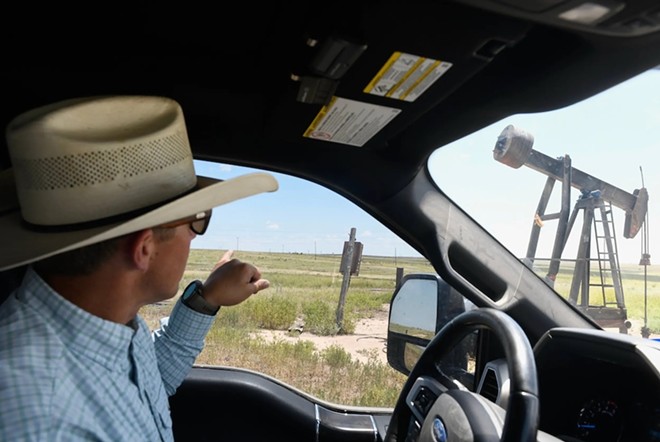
[303,97,401,147]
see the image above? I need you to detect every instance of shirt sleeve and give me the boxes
[151,298,216,395]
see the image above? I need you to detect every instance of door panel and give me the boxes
[169,366,390,442]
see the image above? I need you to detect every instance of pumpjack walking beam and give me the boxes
[492,125,649,332]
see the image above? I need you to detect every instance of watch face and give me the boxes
[183,281,202,300]
[181,280,218,315]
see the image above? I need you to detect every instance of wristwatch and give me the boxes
[181,280,220,316]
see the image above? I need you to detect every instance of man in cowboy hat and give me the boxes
[0,95,279,441]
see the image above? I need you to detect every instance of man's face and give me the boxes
[145,225,196,303]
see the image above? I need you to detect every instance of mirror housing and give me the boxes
[387,273,471,375]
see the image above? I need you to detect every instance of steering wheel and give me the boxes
[386,307,539,442]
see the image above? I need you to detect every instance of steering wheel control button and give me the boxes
[414,386,438,416]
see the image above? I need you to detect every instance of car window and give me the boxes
[140,162,438,407]
[428,68,659,338]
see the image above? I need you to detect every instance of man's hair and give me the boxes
[32,238,123,276]
[32,227,176,276]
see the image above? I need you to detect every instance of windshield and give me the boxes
[428,68,659,338]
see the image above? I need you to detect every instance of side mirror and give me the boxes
[387,273,473,376]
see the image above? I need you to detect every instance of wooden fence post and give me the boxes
[336,227,356,333]
[396,267,404,289]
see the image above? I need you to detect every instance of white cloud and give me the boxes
[266,221,279,230]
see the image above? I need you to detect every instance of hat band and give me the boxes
[20,184,200,233]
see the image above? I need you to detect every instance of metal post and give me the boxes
[548,155,572,281]
[569,199,594,306]
[336,227,356,333]
[396,267,404,289]
[526,176,555,263]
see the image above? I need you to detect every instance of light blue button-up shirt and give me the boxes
[0,267,215,441]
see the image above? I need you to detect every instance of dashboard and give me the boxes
[533,328,660,442]
[397,318,660,442]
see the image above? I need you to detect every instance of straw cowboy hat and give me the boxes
[0,95,278,271]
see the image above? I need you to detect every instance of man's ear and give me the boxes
[127,229,156,271]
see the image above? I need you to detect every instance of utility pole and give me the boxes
[639,167,651,339]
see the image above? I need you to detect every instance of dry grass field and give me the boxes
[139,249,659,407]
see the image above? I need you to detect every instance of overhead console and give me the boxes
[453,0,660,36]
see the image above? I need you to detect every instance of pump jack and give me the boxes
[493,125,649,333]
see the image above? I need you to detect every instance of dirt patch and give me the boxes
[252,309,659,366]
[253,306,390,364]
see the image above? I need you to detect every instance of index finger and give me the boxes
[221,249,234,261]
[213,249,234,270]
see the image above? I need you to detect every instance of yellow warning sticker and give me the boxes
[364,51,452,102]
[303,97,401,147]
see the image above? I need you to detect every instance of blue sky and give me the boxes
[429,68,659,265]
[191,161,421,258]
[192,68,658,264]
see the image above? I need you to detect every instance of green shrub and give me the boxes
[216,305,254,329]
[302,300,339,335]
[321,345,353,368]
[287,339,318,362]
[245,295,298,330]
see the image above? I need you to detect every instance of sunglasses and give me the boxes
[158,209,213,235]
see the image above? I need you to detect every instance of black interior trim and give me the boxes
[169,366,392,442]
